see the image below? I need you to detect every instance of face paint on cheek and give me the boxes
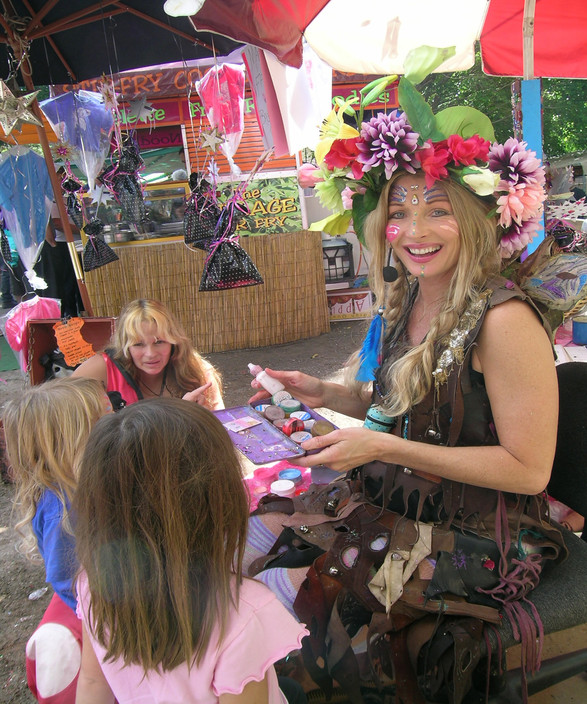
[385,224,400,242]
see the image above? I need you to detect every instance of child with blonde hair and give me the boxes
[3,377,109,704]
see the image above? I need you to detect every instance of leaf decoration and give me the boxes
[351,194,371,245]
[403,45,457,86]
[435,106,496,142]
[360,75,397,108]
[398,77,444,143]
[309,211,352,236]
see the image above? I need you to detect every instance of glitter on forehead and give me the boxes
[389,185,408,203]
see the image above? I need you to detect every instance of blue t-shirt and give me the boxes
[31,489,77,612]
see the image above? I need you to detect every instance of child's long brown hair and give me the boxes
[74,399,249,672]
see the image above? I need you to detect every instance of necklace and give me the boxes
[137,366,169,398]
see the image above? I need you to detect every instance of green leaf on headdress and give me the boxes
[435,106,496,142]
[403,45,456,86]
[398,77,444,142]
[360,75,397,108]
[351,192,377,246]
[309,211,352,236]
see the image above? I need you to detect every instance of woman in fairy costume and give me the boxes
[246,70,566,704]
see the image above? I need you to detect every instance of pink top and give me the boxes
[103,353,139,405]
[77,573,308,703]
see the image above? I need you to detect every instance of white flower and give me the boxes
[462,167,500,197]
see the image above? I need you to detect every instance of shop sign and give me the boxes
[226,176,302,235]
[332,83,399,109]
[135,127,183,149]
[117,97,256,128]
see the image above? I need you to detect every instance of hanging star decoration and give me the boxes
[98,75,119,111]
[200,127,225,152]
[126,95,155,125]
[207,158,220,181]
[87,182,114,206]
[0,80,43,136]
[50,140,77,163]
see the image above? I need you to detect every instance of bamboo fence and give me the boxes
[84,231,330,353]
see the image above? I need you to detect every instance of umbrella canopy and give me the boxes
[480,0,587,79]
[191,0,486,74]
[189,0,587,80]
[0,0,243,86]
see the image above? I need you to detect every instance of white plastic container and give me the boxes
[270,479,296,497]
[248,363,285,395]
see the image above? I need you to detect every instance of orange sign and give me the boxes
[53,318,96,367]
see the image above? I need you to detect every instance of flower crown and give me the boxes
[308,50,546,259]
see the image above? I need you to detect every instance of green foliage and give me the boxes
[418,46,587,158]
[398,77,444,142]
[435,106,495,142]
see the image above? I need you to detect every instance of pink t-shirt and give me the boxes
[77,573,308,703]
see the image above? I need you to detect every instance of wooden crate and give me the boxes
[27,317,115,385]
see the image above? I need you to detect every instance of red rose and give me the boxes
[324,137,360,170]
[447,134,490,166]
[419,141,451,188]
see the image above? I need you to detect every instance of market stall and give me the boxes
[84,229,328,353]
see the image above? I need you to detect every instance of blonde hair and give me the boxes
[2,377,106,551]
[110,299,221,398]
[74,399,249,672]
[345,175,502,416]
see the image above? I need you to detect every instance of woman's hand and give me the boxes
[182,381,213,404]
[248,369,326,408]
[290,427,387,472]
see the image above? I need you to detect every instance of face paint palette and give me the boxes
[214,404,336,464]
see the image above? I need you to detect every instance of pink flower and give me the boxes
[297,163,324,189]
[446,134,490,166]
[496,181,546,227]
[419,141,451,188]
[341,186,355,210]
[324,138,360,170]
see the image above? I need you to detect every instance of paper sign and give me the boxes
[53,318,96,367]
[223,416,262,433]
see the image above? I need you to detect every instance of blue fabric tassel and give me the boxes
[356,307,386,382]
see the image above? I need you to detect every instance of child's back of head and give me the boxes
[74,398,249,672]
[3,377,107,540]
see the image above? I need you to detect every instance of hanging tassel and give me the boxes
[356,306,386,382]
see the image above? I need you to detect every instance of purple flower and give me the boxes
[500,215,542,258]
[356,110,420,179]
[488,138,545,186]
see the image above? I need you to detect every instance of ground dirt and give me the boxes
[0,320,368,704]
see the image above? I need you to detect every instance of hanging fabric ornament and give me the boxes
[184,172,221,251]
[99,135,147,225]
[1,225,12,265]
[82,219,119,272]
[356,307,387,382]
[199,238,264,292]
[196,64,246,175]
[0,147,53,289]
[60,171,85,230]
[0,81,43,136]
[40,91,114,191]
